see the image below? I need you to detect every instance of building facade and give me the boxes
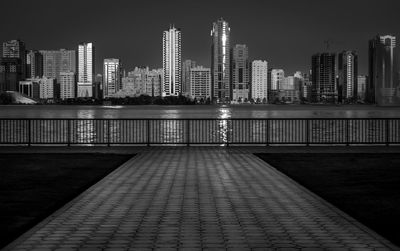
[357,75,367,102]
[251,60,268,102]
[338,51,358,102]
[182,59,196,97]
[211,18,231,102]
[40,49,76,81]
[231,44,250,102]
[19,80,40,99]
[311,53,336,102]
[60,72,76,99]
[103,59,122,98]
[163,26,182,96]
[77,42,95,97]
[26,50,43,78]
[0,58,24,92]
[3,39,26,79]
[368,35,399,105]
[190,66,211,100]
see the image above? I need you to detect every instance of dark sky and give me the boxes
[1,0,399,75]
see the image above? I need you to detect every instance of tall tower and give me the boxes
[211,18,231,103]
[162,26,182,96]
[311,53,336,103]
[103,58,122,98]
[182,59,196,96]
[2,39,26,79]
[26,50,44,78]
[78,42,95,97]
[231,44,249,102]
[251,60,269,102]
[368,35,399,105]
[338,51,358,102]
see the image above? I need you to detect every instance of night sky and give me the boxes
[1,0,399,75]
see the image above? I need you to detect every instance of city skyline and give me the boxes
[1,0,399,75]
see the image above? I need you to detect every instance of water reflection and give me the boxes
[218,107,232,145]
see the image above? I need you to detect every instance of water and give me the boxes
[0,104,400,119]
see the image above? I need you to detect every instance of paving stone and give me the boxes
[4,148,397,250]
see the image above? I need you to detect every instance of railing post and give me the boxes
[266,119,270,146]
[306,119,310,146]
[147,119,150,147]
[107,120,111,147]
[186,120,190,147]
[67,120,71,147]
[346,119,350,146]
[386,119,390,146]
[28,119,31,147]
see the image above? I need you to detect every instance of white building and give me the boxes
[190,66,211,100]
[77,42,94,98]
[163,26,182,96]
[270,69,285,90]
[103,59,121,98]
[60,72,76,99]
[280,76,295,90]
[251,60,268,102]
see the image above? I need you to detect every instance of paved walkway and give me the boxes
[5,148,397,250]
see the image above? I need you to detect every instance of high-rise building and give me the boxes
[59,72,76,99]
[251,60,268,102]
[26,50,43,78]
[163,26,182,96]
[231,44,250,102]
[103,59,122,98]
[211,18,231,103]
[368,35,400,105]
[280,76,295,90]
[357,75,367,102]
[182,59,196,97]
[19,80,40,99]
[338,51,358,102]
[190,66,211,100]
[0,58,24,92]
[311,53,336,102]
[24,77,57,100]
[146,69,163,97]
[270,69,284,90]
[77,42,95,97]
[2,39,26,80]
[40,49,76,81]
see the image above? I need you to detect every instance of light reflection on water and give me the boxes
[218,107,232,145]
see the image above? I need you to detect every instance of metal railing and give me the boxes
[0,118,399,146]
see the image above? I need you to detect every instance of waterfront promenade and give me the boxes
[3,147,399,250]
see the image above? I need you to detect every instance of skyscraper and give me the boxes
[0,58,24,92]
[182,59,196,97]
[270,69,284,90]
[368,35,399,105]
[103,59,122,98]
[163,26,182,96]
[311,53,336,102]
[40,49,76,81]
[2,39,26,80]
[26,50,43,78]
[251,60,269,102]
[190,66,211,100]
[231,44,250,102]
[211,18,231,103]
[338,51,358,102]
[60,72,76,99]
[78,42,95,98]
[357,75,367,102]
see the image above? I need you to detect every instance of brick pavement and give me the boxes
[4,148,398,250]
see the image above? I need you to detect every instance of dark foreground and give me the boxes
[255,152,400,247]
[0,153,133,249]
